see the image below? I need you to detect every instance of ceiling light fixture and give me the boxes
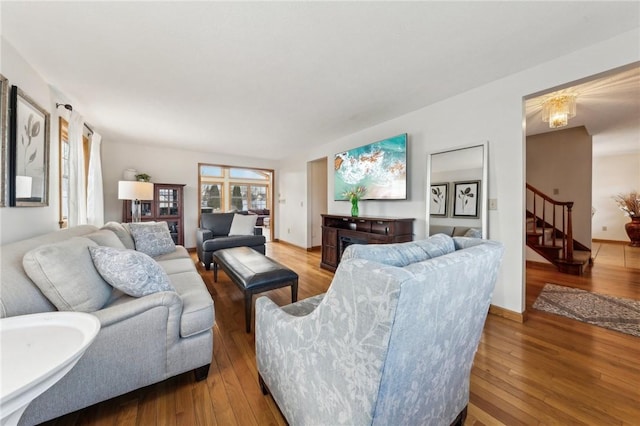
[541,94,577,128]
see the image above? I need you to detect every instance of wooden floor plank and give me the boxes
[174,373,196,426]
[113,399,138,426]
[135,386,158,426]
[39,241,639,425]
[206,326,238,425]
[155,379,177,426]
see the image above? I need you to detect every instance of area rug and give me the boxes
[533,283,640,337]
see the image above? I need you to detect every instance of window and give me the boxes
[251,185,267,210]
[198,164,273,235]
[201,183,223,213]
[230,184,246,211]
[58,118,90,229]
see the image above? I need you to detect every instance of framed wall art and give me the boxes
[9,85,50,207]
[453,180,480,218]
[0,74,8,207]
[334,133,407,200]
[429,182,448,217]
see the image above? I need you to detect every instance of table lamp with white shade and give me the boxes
[118,181,154,222]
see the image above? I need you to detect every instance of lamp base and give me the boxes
[131,200,142,223]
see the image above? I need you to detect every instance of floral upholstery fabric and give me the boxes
[341,233,455,267]
[256,235,504,426]
[129,222,176,257]
[89,246,175,297]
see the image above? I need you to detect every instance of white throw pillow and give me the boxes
[22,237,112,312]
[89,246,175,297]
[228,213,258,236]
[129,222,176,257]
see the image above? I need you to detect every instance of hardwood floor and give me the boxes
[592,240,640,270]
[45,242,640,425]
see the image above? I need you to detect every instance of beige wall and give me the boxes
[307,158,327,248]
[526,127,593,251]
[592,153,640,242]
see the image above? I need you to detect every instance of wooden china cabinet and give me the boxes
[121,183,186,245]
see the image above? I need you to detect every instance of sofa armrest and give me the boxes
[255,261,411,425]
[254,227,263,236]
[196,228,213,245]
[196,228,214,265]
[93,291,182,328]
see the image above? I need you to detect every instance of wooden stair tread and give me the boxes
[556,250,591,264]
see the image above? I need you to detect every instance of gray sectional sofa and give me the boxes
[0,224,214,426]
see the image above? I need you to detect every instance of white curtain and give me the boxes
[67,111,87,227]
[86,132,104,226]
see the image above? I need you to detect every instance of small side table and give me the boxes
[0,312,101,426]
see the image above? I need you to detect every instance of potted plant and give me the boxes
[614,191,640,247]
[135,173,151,182]
[343,186,366,217]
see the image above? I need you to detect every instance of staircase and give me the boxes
[526,184,592,275]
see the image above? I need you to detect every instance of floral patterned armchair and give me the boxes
[255,235,504,425]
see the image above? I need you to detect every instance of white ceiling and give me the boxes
[2,2,639,160]
[525,65,640,157]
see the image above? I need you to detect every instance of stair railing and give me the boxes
[526,183,574,262]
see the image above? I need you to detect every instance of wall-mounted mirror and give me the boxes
[426,142,488,239]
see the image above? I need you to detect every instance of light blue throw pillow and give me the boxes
[128,222,176,257]
[463,227,482,238]
[89,246,175,297]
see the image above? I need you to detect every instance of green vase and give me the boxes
[351,197,359,217]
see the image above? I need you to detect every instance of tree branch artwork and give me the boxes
[457,186,474,213]
[21,113,40,175]
[453,181,480,218]
[430,183,448,217]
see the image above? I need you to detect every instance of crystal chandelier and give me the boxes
[541,94,577,128]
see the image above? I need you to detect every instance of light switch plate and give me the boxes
[489,199,498,210]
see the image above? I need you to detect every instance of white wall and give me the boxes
[592,153,640,241]
[277,29,640,314]
[0,39,60,244]
[276,155,308,247]
[2,29,638,312]
[101,142,278,248]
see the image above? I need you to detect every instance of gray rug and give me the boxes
[533,283,640,337]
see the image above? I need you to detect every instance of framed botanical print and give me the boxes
[453,180,480,218]
[0,74,8,207]
[9,85,50,207]
[429,182,448,217]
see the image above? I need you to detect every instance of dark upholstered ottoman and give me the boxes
[212,247,298,332]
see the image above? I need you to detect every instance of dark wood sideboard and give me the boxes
[320,214,415,271]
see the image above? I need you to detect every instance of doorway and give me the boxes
[198,163,275,242]
[307,157,328,250]
[523,63,640,314]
